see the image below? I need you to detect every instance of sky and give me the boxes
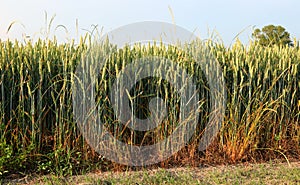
[0,0,299,46]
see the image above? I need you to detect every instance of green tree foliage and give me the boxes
[252,25,293,47]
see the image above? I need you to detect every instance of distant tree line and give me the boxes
[252,24,294,47]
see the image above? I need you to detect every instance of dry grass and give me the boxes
[3,161,299,185]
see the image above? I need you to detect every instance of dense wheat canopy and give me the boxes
[0,37,299,175]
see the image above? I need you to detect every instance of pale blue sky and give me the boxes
[0,0,299,45]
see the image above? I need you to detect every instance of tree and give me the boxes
[252,25,293,47]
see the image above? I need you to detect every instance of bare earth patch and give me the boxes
[3,161,300,185]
